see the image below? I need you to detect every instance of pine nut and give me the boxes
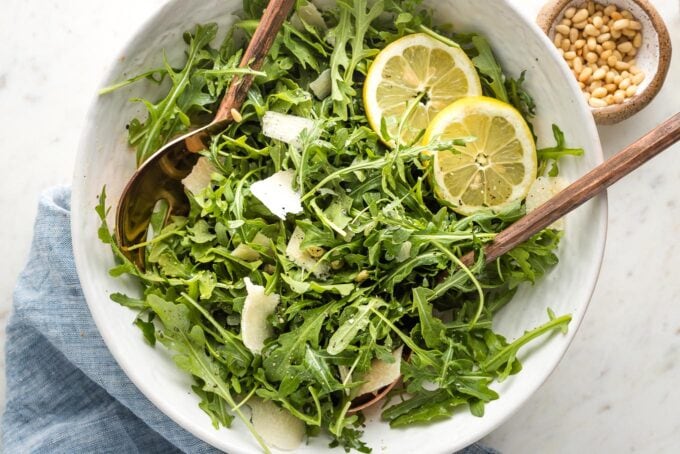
[612,19,630,30]
[605,83,617,93]
[615,60,630,71]
[556,24,570,35]
[623,28,636,39]
[570,27,579,43]
[605,71,616,83]
[561,39,571,51]
[633,33,642,48]
[573,57,583,73]
[593,15,603,28]
[619,78,631,90]
[590,80,603,90]
[587,37,597,50]
[632,72,645,85]
[584,24,599,36]
[596,33,611,43]
[626,85,638,97]
[629,20,642,30]
[617,41,633,53]
[589,97,607,108]
[565,51,577,60]
[554,33,564,47]
[579,67,593,83]
[564,7,577,19]
[586,51,598,63]
[592,67,607,80]
[614,90,626,103]
[573,9,589,23]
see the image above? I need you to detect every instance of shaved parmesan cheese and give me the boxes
[250,169,303,219]
[309,69,332,100]
[285,227,329,278]
[396,241,412,263]
[181,157,216,194]
[249,398,305,450]
[241,278,280,354]
[232,233,271,262]
[526,176,569,230]
[262,111,315,148]
[357,346,403,396]
[290,2,327,32]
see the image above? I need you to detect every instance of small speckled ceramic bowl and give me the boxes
[538,0,672,124]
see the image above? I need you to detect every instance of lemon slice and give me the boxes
[364,33,482,147]
[424,96,537,215]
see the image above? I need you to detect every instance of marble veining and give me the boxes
[1,0,679,452]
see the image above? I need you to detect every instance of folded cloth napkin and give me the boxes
[3,186,497,454]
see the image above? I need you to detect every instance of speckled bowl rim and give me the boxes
[537,0,672,125]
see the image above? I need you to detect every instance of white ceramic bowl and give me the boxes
[72,1,607,452]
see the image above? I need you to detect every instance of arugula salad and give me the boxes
[98,0,584,451]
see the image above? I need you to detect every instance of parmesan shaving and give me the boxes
[309,68,332,100]
[356,346,403,396]
[261,111,315,148]
[285,227,329,278]
[250,169,303,219]
[526,176,569,230]
[249,398,305,451]
[181,157,216,194]
[241,278,280,354]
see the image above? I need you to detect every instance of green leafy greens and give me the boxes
[98,0,583,451]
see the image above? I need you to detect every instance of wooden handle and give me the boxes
[461,112,680,267]
[213,0,296,123]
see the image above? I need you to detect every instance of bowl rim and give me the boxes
[71,0,609,452]
[537,0,673,125]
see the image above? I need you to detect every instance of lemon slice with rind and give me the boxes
[424,96,537,215]
[364,33,482,147]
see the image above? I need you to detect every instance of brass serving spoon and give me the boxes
[347,112,680,412]
[116,0,296,267]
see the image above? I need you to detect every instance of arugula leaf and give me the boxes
[412,288,445,349]
[537,125,585,176]
[264,305,333,382]
[129,24,218,165]
[471,35,508,102]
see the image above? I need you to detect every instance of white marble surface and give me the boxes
[0,0,678,451]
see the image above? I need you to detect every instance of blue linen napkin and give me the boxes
[3,186,497,454]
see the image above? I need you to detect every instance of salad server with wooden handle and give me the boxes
[350,112,680,412]
[115,0,296,269]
